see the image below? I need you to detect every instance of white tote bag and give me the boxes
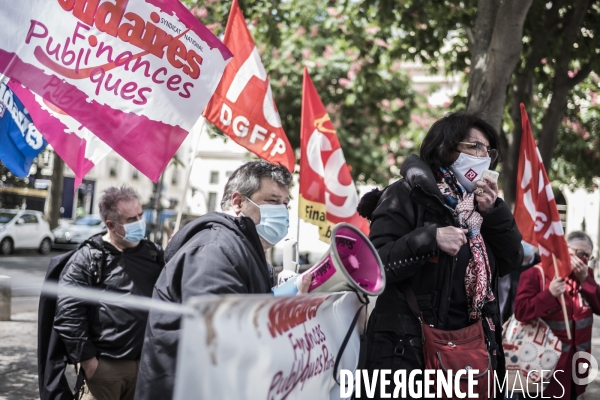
[502,265,562,392]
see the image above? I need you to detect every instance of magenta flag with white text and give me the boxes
[0,0,232,182]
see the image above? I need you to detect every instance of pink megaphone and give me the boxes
[273,223,386,296]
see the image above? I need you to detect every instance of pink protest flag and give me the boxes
[0,0,232,182]
[9,81,112,188]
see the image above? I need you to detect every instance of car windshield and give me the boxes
[0,212,17,224]
[74,216,103,226]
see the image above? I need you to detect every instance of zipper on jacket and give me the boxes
[439,254,457,330]
[411,182,459,330]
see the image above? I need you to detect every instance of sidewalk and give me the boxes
[0,311,39,400]
[2,306,600,399]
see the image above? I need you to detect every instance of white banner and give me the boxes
[174,293,362,400]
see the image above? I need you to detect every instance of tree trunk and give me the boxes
[466,0,534,133]
[48,153,64,230]
[538,81,571,172]
[501,0,566,208]
[504,74,534,209]
[538,0,591,172]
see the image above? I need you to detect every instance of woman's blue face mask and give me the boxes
[245,197,289,245]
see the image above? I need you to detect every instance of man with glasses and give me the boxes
[135,160,311,400]
[567,231,594,281]
[515,231,600,399]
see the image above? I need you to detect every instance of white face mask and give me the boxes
[449,152,491,192]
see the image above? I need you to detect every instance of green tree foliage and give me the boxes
[363,0,600,203]
[186,0,422,184]
[187,0,600,196]
[508,0,600,193]
[551,76,600,189]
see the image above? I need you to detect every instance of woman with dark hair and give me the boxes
[357,112,523,398]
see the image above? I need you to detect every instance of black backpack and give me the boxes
[38,240,105,400]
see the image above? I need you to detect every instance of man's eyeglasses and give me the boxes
[458,141,498,163]
[574,250,591,264]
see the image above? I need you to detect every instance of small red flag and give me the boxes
[298,68,369,243]
[514,103,571,279]
[203,0,295,172]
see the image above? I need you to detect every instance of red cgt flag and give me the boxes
[514,103,571,279]
[299,68,369,243]
[203,0,295,172]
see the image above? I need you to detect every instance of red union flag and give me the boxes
[299,68,369,243]
[514,103,571,278]
[203,0,295,172]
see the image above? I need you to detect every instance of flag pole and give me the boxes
[552,253,572,340]
[174,116,206,233]
[296,215,300,273]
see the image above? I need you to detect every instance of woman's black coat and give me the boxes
[364,155,523,393]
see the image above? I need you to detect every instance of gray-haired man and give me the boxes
[135,160,309,400]
[54,186,164,400]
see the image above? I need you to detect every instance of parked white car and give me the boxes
[0,210,54,255]
[52,215,106,250]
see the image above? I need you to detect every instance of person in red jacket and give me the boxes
[514,231,600,399]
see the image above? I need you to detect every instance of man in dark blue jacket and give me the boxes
[135,160,303,400]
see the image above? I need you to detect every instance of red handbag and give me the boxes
[402,284,493,399]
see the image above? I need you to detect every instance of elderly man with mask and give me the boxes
[515,231,600,398]
[135,160,309,400]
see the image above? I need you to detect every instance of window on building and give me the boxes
[225,171,233,179]
[132,169,139,180]
[210,171,219,185]
[108,159,119,178]
[171,170,179,186]
[207,192,217,213]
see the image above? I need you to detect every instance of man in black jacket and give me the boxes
[54,186,164,400]
[135,160,304,400]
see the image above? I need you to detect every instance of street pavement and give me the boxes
[2,252,600,399]
[0,251,58,314]
[0,250,64,400]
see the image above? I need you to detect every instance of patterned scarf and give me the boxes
[438,168,495,320]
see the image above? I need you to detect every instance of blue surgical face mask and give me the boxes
[245,197,289,245]
[115,219,146,243]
